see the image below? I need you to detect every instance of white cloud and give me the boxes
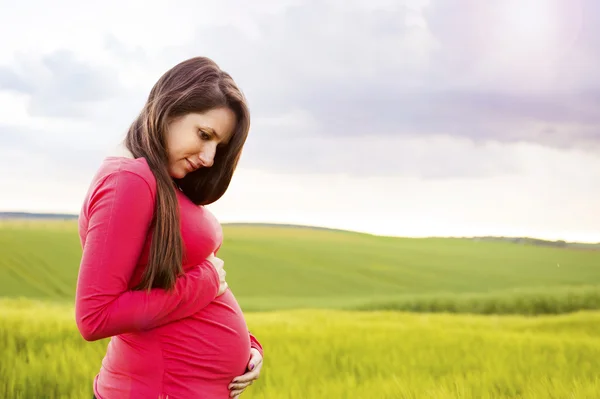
[2,132,598,242]
[210,140,600,243]
[0,0,599,243]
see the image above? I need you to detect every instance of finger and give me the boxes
[232,369,260,384]
[229,380,252,391]
[230,388,245,398]
[248,353,262,371]
[234,361,262,383]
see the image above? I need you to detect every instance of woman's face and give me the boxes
[165,107,236,179]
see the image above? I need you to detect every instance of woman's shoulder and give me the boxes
[79,156,158,224]
[98,156,157,191]
[81,155,158,206]
[96,142,155,185]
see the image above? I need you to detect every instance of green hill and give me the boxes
[1,219,599,314]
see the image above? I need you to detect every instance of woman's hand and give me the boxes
[206,253,228,296]
[228,348,263,398]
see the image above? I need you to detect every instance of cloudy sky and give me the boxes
[1,0,599,242]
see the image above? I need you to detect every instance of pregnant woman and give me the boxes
[74,56,263,399]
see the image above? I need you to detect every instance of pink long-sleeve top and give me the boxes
[75,156,263,399]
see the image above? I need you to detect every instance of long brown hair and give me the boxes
[124,56,250,291]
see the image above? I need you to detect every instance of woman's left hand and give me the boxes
[229,348,263,398]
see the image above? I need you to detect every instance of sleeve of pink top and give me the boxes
[249,332,264,357]
[75,169,220,342]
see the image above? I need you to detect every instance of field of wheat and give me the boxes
[2,299,600,399]
[1,220,599,398]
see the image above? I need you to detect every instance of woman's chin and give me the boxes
[168,166,187,180]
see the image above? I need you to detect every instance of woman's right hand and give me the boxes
[206,253,228,296]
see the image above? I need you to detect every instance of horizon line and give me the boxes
[1,211,598,246]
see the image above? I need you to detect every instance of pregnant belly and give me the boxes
[158,289,252,396]
[95,290,251,399]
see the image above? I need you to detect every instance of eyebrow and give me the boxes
[202,126,230,144]
[200,126,219,139]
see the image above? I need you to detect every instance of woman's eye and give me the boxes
[199,131,211,140]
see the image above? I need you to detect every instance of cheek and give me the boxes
[167,137,196,161]
[166,119,204,157]
[165,132,179,160]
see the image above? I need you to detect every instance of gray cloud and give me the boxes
[0,124,106,172]
[294,88,600,148]
[1,0,598,179]
[103,34,150,65]
[164,0,600,177]
[0,49,124,118]
[0,67,32,93]
[239,133,523,179]
[165,0,600,151]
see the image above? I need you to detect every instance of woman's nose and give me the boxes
[198,150,214,167]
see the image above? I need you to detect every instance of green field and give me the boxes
[1,220,599,315]
[1,299,599,399]
[1,219,599,398]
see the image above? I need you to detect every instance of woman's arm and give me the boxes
[249,332,263,357]
[75,169,220,342]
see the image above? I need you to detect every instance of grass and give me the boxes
[2,220,599,398]
[1,298,599,399]
[1,220,599,315]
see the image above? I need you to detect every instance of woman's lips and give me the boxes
[185,158,199,171]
